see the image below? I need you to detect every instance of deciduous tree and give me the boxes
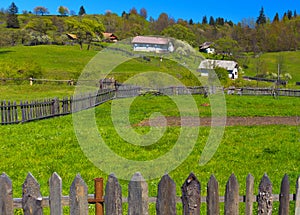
[58,6,69,16]
[33,6,49,16]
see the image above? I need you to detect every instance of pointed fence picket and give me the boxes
[1,172,300,214]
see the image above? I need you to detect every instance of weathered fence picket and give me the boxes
[70,174,88,215]
[0,173,13,215]
[258,174,273,215]
[105,174,122,215]
[128,172,148,215]
[181,172,201,215]
[279,174,290,215]
[22,173,43,215]
[295,176,300,214]
[245,174,255,215]
[207,174,219,215]
[156,174,176,215]
[2,172,300,214]
[225,174,239,215]
[49,172,62,215]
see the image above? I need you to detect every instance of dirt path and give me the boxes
[135,116,300,127]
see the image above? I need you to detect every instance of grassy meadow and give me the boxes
[242,50,300,85]
[0,94,299,214]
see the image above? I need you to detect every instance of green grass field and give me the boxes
[0,94,299,215]
[242,51,300,85]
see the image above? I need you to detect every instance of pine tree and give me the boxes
[6,2,19,28]
[202,16,207,24]
[273,13,279,23]
[78,6,86,16]
[256,7,266,25]
[209,16,215,25]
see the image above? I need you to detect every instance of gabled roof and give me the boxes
[132,36,169,45]
[66,33,77,40]
[102,33,118,39]
[199,59,238,70]
[199,41,213,49]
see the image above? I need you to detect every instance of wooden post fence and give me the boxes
[1,172,300,214]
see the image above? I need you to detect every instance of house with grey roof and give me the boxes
[198,59,239,79]
[199,41,215,54]
[131,36,174,53]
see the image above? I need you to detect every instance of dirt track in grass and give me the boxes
[135,116,300,127]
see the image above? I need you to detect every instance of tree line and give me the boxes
[1,2,300,56]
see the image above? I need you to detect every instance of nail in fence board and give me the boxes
[207,174,219,215]
[22,173,43,215]
[128,172,148,215]
[224,173,239,215]
[258,174,273,215]
[69,174,88,215]
[105,174,123,215]
[0,173,13,215]
[181,172,201,215]
[156,174,176,215]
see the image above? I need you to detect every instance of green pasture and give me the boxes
[0,45,97,79]
[242,50,300,85]
[0,94,299,214]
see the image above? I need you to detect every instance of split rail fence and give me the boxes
[1,86,300,125]
[0,172,300,214]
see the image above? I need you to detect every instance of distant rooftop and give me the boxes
[132,36,170,45]
[199,59,238,70]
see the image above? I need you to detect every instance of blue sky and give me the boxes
[1,0,300,24]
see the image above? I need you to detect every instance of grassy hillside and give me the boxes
[0,45,97,80]
[241,51,300,85]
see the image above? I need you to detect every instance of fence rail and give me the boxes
[1,172,300,214]
[1,86,300,125]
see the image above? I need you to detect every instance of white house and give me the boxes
[198,59,239,79]
[199,42,215,54]
[131,36,174,53]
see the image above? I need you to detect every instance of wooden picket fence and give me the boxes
[1,172,300,214]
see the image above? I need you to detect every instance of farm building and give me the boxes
[131,36,174,53]
[102,33,118,42]
[199,41,215,54]
[198,59,239,79]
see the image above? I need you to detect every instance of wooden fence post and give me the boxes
[128,172,148,215]
[181,172,201,215]
[88,178,104,215]
[245,174,254,215]
[258,174,273,215]
[207,174,219,215]
[105,174,122,215]
[156,174,176,215]
[0,173,13,215]
[224,173,239,215]
[279,174,289,215]
[295,176,300,214]
[69,174,88,215]
[22,173,43,215]
[49,172,62,215]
